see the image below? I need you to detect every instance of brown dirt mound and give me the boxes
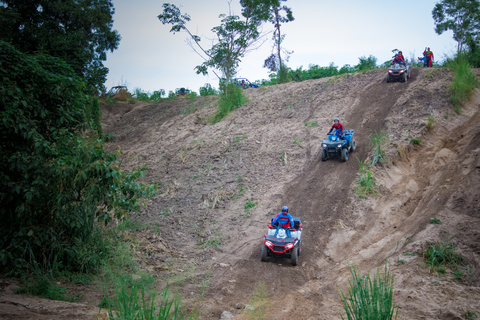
[2,68,480,320]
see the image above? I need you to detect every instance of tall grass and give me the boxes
[355,157,377,199]
[340,261,398,320]
[369,130,389,166]
[447,57,479,114]
[212,83,248,124]
[423,238,465,271]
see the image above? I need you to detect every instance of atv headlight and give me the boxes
[337,144,342,148]
[265,241,273,248]
[322,143,327,148]
[285,243,294,250]
[388,70,393,74]
[399,69,404,73]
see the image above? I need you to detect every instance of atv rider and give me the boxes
[391,53,405,66]
[328,117,345,139]
[272,206,295,238]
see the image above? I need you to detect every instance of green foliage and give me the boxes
[0,41,156,274]
[340,261,398,320]
[411,138,422,145]
[423,238,465,271]
[426,114,435,129]
[245,200,256,210]
[244,280,269,320]
[447,56,479,112]
[199,83,218,96]
[15,275,77,302]
[134,88,151,101]
[305,121,317,127]
[432,0,480,53]
[0,0,120,92]
[201,237,221,249]
[159,3,263,87]
[429,217,442,224]
[356,55,378,71]
[464,307,477,319]
[355,158,378,199]
[369,130,389,166]
[212,84,248,123]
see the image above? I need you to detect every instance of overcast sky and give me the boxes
[104,0,457,94]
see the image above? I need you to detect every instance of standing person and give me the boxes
[272,206,294,238]
[424,47,434,67]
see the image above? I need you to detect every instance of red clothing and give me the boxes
[329,122,344,134]
[392,56,404,64]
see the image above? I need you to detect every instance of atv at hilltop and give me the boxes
[261,216,302,266]
[321,129,356,162]
[387,63,410,83]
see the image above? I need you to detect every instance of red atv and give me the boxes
[260,217,302,266]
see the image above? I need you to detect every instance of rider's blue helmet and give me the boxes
[282,206,288,212]
[334,117,339,122]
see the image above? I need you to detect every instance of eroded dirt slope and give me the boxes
[1,68,479,320]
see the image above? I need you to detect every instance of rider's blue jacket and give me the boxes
[272,213,294,229]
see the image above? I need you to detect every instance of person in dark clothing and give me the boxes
[328,117,345,138]
[272,206,294,238]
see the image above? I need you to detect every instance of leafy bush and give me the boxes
[199,83,218,96]
[150,89,165,102]
[0,41,156,274]
[340,261,398,320]
[411,138,421,145]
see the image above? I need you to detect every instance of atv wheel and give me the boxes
[291,247,298,266]
[402,73,407,83]
[298,240,302,256]
[321,149,327,162]
[341,148,349,162]
[260,244,267,262]
[351,138,356,151]
[386,74,390,83]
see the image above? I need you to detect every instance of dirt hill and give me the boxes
[1,67,479,319]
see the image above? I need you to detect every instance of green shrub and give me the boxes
[340,261,398,320]
[429,217,441,224]
[423,238,465,271]
[212,83,248,123]
[448,57,479,113]
[134,88,150,101]
[426,114,435,129]
[199,83,218,96]
[411,138,421,145]
[150,89,165,102]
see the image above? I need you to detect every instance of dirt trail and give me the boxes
[2,68,480,320]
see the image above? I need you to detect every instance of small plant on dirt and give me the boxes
[464,307,477,319]
[245,281,269,320]
[454,269,464,281]
[193,172,202,179]
[355,157,377,199]
[201,237,221,249]
[236,175,243,183]
[212,84,248,124]
[411,138,421,145]
[280,150,287,165]
[305,121,317,127]
[339,260,398,320]
[199,83,218,96]
[293,137,305,144]
[445,112,449,119]
[429,217,442,224]
[369,129,389,165]
[15,275,76,301]
[426,114,435,129]
[423,238,465,272]
[103,132,116,142]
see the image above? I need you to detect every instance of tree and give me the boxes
[241,0,294,82]
[432,0,480,53]
[158,3,264,90]
[0,41,155,272]
[0,0,121,92]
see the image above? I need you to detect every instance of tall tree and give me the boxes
[432,0,480,53]
[158,2,264,90]
[241,0,294,82]
[0,0,121,91]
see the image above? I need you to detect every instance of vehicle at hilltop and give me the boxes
[386,63,410,83]
[260,216,302,266]
[321,129,356,162]
[232,78,259,89]
[176,87,191,96]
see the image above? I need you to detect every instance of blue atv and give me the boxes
[321,129,356,162]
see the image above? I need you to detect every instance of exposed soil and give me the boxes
[1,68,480,320]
